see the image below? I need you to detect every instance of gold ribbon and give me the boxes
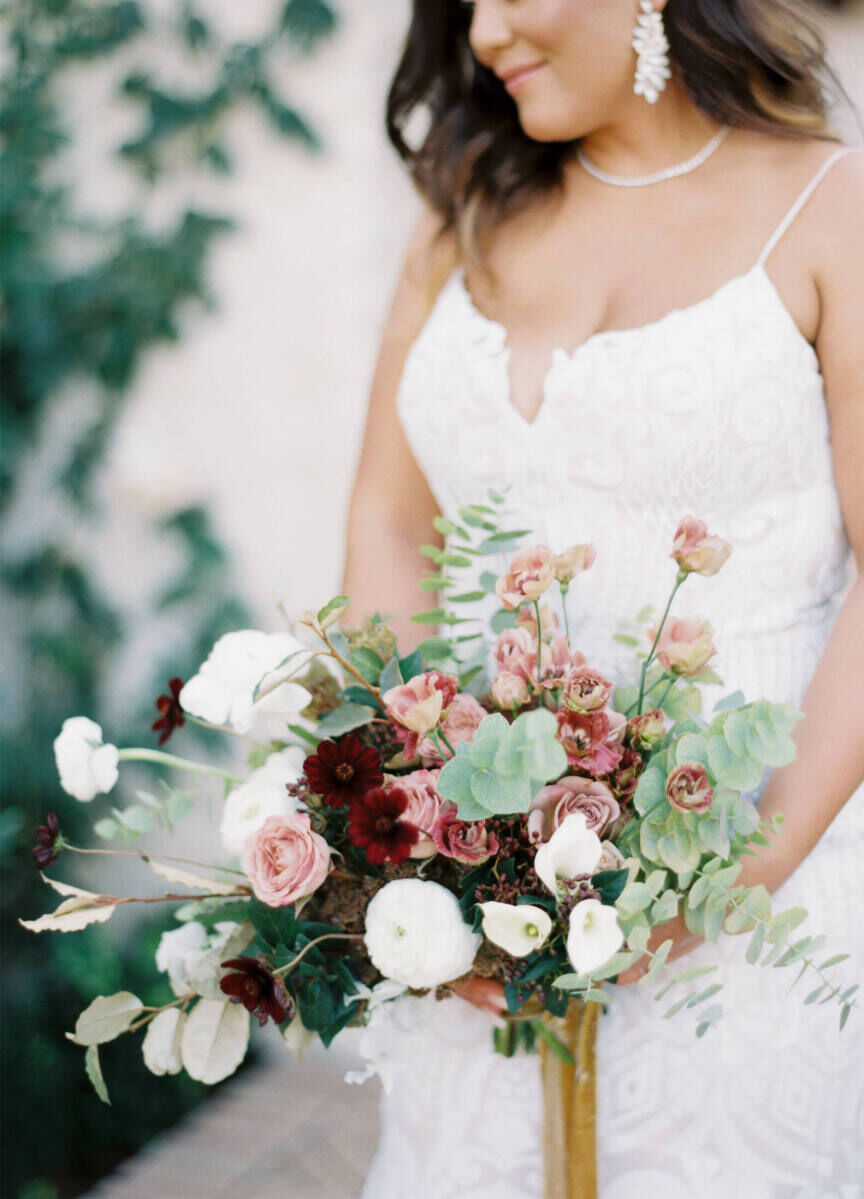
[538,1000,600,1199]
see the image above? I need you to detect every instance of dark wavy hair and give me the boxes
[386,0,844,273]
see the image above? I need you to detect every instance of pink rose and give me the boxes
[561,666,613,713]
[654,617,716,677]
[383,671,459,758]
[242,812,330,907]
[671,516,732,577]
[491,670,532,710]
[495,545,555,610]
[551,543,597,584]
[494,626,549,684]
[666,763,714,813]
[556,708,626,777]
[397,769,445,858]
[528,777,621,844]
[420,693,486,766]
[432,803,499,864]
[516,602,559,640]
[627,708,665,752]
[596,840,625,872]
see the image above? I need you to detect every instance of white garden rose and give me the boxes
[155,921,208,997]
[566,899,624,975]
[534,812,602,895]
[479,901,553,957]
[219,747,306,857]
[364,879,481,989]
[142,1008,185,1076]
[179,630,313,740]
[53,716,119,802]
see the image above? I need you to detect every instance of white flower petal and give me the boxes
[364,879,480,989]
[480,902,552,957]
[142,1009,185,1076]
[53,717,119,802]
[566,899,624,975]
[534,812,602,894]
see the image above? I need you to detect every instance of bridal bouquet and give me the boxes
[23,496,857,1101]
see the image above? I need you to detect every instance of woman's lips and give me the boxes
[502,63,546,94]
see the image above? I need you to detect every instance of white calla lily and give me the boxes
[53,717,119,802]
[534,811,603,895]
[566,898,624,975]
[479,901,553,957]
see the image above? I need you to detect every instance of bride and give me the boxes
[341,0,864,1194]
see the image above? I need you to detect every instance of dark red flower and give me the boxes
[220,956,290,1026]
[304,735,383,808]
[32,812,62,869]
[348,786,419,865]
[152,677,185,746]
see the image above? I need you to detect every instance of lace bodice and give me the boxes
[361,147,864,1199]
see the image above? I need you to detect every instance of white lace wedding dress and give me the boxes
[360,148,864,1198]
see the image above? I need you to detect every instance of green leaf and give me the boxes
[399,649,423,679]
[316,703,375,737]
[479,570,499,594]
[85,1044,111,1105]
[418,575,447,592]
[94,818,120,841]
[612,634,639,647]
[592,869,629,905]
[411,608,447,625]
[73,992,143,1046]
[712,690,746,714]
[534,1020,576,1064]
[819,954,850,970]
[490,608,518,633]
[433,516,457,536]
[378,655,403,694]
[449,591,488,603]
[675,733,709,769]
[316,595,349,627]
[349,648,384,682]
[840,1003,854,1031]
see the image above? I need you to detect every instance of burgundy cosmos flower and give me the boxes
[220,956,289,1026]
[32,812,62,869]
[303,735,383,808]
[152,677,185,746]
[348,786,419,865]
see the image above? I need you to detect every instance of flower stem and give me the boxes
[116,748,242,783]
[273,933,363,977]
[636,572,686,715]
[559,583,572,654]
[63,844,247,877]
[311,623,382,705]
[127,996,190,1035]
[183,713,268,748]
[534,600,544,687]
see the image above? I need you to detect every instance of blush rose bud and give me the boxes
[492,670,532,709]
[495,545,556,610]
[552,543,597,586]
[627,709,665,752]
[671,517,732,577]
[654,616,717,677]
[665,763,714,814]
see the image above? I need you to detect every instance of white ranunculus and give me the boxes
[566,899,624,975]
[179,630,313,740]
[480,901,553,957]
[142,1008,185,1076]
[53,716,119,802]
[219,747,306,857]
[364,879,481,989]
[534,812,603,895]
[155,921,209,997]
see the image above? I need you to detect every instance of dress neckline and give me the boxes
[452,262,819,430]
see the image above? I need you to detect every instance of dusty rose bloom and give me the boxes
[671,517,732,577]
[397,769,445,858]
[666,763,714,813]
[420,693,486,766]
[628,709,665,752]
[492,670,532,709]
[242,813,330,906]
[496,545,555,610]
[556,708,626,777]
[552,543,597,584]
[528,776,621,843]
[432,803,499,864]
[516,602,559,641]
[562,666,613,713]
[596,840,626,872]
[654,617,717,677]
[494,626,549,683]
[383,671,459,758]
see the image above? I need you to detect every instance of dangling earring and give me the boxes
[632,0,671,104]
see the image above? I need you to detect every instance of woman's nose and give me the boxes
[468,0,515,65]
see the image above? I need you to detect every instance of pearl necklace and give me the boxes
[577,125,730,188]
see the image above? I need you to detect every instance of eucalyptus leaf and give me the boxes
[316,703,376,737]
[85,1044,111,1105]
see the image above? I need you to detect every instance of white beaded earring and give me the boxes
[632,0,671,104]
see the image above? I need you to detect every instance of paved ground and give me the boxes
[84,1033,379,1199]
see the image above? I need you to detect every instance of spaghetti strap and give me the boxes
[756,146,858,268]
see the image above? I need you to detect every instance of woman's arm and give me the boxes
[341,206,458,649]
[619,150,864,982]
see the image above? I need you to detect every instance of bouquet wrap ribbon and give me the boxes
[538,999,600,1199]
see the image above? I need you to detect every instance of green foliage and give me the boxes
[436,708,567,820]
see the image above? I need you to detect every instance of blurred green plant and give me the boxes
[0,1,339,1194]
